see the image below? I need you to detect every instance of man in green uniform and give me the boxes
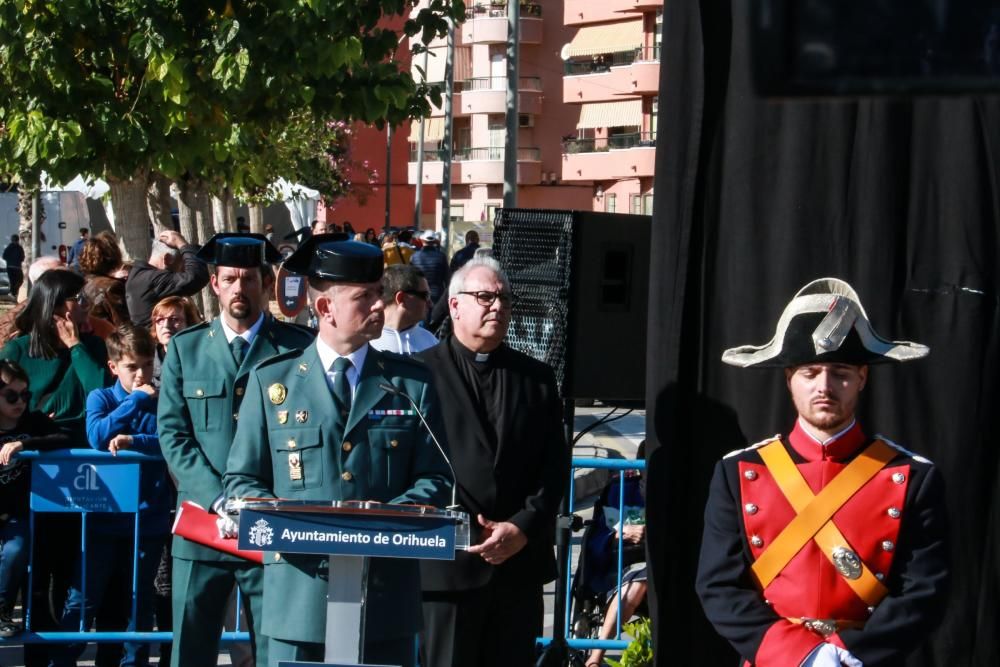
[158,234,314,667]
[223,235,452,667]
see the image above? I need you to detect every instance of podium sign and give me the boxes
[232,500,467,667]
[237,509,457,559]
[30,460,140,513]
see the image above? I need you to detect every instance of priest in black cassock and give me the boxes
[418,256,569,667]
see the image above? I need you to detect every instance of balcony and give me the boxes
[408,146,542,185]
[563,47,660,103]
[563,0,652,25]
[462,2,543,45]
[458,76,543,115]
[561,132,656,181]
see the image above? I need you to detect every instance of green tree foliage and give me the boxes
[0,0,462,192]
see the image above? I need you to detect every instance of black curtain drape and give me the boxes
[646,1,1000,665]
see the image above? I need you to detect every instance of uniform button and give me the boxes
[744,470,758,481]
[875,572,885,581]
[881,540,895,552]
[744,503,758,515]
[750,535,764,548]
[342,441,352,452]
[891,472,906,484]
[390,439,399,448]
[195,389,204,397]
[887,506,901,519]
[273,553,282,562]
[288,439,297,449]
[236,387,244,396]
[342,471,353,481]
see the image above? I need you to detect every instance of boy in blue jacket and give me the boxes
[51,325,171,667]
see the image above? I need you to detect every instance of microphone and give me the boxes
[378,382,459,510]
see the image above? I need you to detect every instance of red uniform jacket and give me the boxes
[696,421,948,667]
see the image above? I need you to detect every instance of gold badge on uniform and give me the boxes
[295,410,309,424]
[277,410,288,425]
[288,452,302,481]
[268,383,287,405]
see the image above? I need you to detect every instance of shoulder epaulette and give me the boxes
[253,347,305,371]
[171,321,210,340]
[723,434,782,460]
[876,435,933,465]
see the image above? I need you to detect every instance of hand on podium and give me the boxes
[468,514,527,565]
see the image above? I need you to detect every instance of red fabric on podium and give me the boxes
[172,500,264,563]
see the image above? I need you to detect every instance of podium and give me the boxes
[229,499,469,667]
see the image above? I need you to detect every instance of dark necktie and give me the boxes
[331,356,353,416]
[231,336,249,366]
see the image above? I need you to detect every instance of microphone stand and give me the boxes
[377,382,459,510]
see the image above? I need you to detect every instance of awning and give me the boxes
[408,117,446,142]
[564,20,644,58]
[576,100,643,129]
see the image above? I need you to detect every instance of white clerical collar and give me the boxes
[220,313,264,345]
[316,336,368,377]
[475,352,490,363]
[798,417,857,447]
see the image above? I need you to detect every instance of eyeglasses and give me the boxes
[154,316,186,327]
[69,292,89,307]
[458,290,514,307]
[403,290,431,301]
[0,389,30,405]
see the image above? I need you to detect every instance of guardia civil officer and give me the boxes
[158,234,315,667]
[696,278,949,667]
[223,235,452,667]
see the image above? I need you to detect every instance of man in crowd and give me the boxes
[2,234,24,301]
[409,230,449,311]
[448,230,479,274]
[418,257,568,667]
[158,234,314,667]
[696,278,949,667]
[67,227,88,269]
[126,230,210,328]
[370,264,438,355]
[224,235,452,667]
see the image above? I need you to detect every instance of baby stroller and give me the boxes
[570,469,648,643]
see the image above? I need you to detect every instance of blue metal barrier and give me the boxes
[1,449,250,647]
[537,456,647,658]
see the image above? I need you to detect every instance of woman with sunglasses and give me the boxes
[148,296,203,388]
[0,270,111,443]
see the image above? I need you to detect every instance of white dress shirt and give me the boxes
[316,337,368,399]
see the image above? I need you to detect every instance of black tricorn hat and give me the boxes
[282,233,384,283]
[722,278,929,368]
[196,233,281,267]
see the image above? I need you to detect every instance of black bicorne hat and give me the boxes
[196,233,281,267]
[282,233,384,283]
[722,278,929,368]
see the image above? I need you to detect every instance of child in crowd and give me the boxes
[0,360,68,637]
[50,326,171,667]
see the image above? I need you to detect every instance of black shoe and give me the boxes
[0,611,20,638]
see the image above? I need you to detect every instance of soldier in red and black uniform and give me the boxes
[696,278,949,667]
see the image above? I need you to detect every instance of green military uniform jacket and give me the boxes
[158,315,315,561]
[224,342,452,644]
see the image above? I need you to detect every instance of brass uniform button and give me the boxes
[891,472,906,485]
[236,387,244,396]
[881,540,895,552]
[887,507,901,519]
[342,441,352,452]
[288,439,297,449]
[750,535,764,548]
[342,471,353,481]
[390,439,399,448]
[744,470,758,481]
[744,503,758,515]
[274,553,282,562]
[195,389,204,397]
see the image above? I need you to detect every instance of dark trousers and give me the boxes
[7,268,23,301]
[170,557,266,667]
[268,635,417,667]
[421,574,543,667]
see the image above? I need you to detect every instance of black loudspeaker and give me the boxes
[492,208,650,402]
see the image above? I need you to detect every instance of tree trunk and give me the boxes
[195,187,220,320]
[108,173,151,262]
[147,172,175,234]
[248,204,265,234]
[174,179,199,246]
[16,187,43,266]
[211,187,236,233]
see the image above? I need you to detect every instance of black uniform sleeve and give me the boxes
[838,464,950,665]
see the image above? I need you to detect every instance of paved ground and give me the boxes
[0,399,644,667]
